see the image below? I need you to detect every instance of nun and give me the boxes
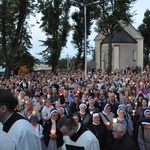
[43,108,63,150]
[116,108,133,136]
[100,103,115,129]
[86,112,108,150]
[78,103,91,125]
[138,117,150,150]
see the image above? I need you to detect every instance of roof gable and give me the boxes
[94,22,143,41]
[102,29,137,44]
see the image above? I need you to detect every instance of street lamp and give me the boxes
[70,0,99,80]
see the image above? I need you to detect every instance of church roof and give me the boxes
[102,29,137,44]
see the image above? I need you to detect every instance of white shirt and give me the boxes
[8,119,42,150]
[61,124,100,150]
[0,123,17,150]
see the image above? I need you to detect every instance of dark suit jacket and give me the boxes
[110,133,138,150]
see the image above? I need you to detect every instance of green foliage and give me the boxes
[71,0,98,69]
[95,0,136,34]
[57,58,67,69]
[0,0,37,78]
[37,0,71,72]
[95,0,137,73]
[138,9,150,65]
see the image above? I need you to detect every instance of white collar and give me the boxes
[102,111,108,115]
[3,112,14,124]
[75,122,81,133]
[92,122,100,125]
[117,117,124,121]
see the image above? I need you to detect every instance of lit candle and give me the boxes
[105,121,110,127]
[135,102,137,109]
[113,118,117,124]
[32,110,36,115]
[50,129,56,135]
[42,99,45,105]
[47,94,50,99]
[132,110,136,116]
[90,111,93,115]
[28,115,31,120]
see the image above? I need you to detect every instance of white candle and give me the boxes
[50,129,56,135]
[113,118,117,124]
[90,111,93,115]
[28,115,31,120]
[105,121,110,127]
[132,110,136,116]
[32,110,36,115]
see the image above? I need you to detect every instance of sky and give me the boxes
[29,0,150,60]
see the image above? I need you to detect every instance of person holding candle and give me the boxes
[100,103,115,129]
[21,98,41,122]
[135,93,144,111]
[41,99,54,126]
[87,99,99,115]
[32,94,43,112]
[43,108,63,150]
[0,89,42,150]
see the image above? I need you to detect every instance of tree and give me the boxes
[71,0,99,69]
[37,0,70,72]
[138,9,150,66]
[57,58,68,69]
[95,0,137,73]
[0,0,37,79]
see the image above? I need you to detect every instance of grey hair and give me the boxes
[113,123,126,133]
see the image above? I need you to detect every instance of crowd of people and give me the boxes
[0,66,149,150]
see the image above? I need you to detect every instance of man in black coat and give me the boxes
[109,123,138,150]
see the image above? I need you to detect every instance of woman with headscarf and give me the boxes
[43,108,63,150]
[72,112,82,123]
[78,103,91,125]
[86,112,108,150]
[100,103,115,130]
[87,99,99,115]
[116,108,133,136]
[30,115,47,150]
[138,117,150,150]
